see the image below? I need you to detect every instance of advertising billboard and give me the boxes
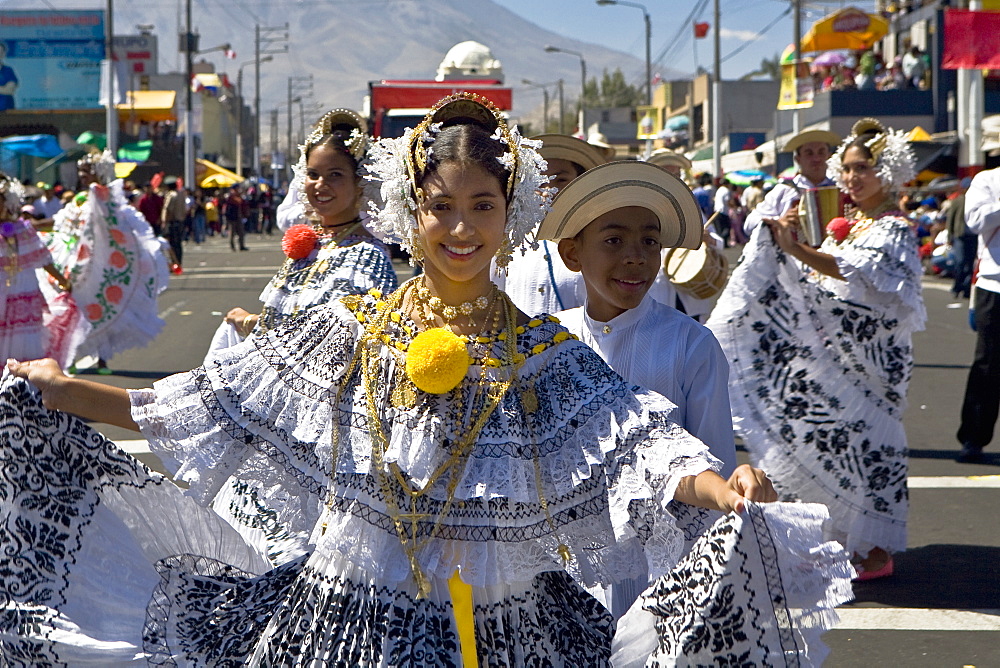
[0,10,105,111]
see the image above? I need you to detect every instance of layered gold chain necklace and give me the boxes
[331,278,518,598]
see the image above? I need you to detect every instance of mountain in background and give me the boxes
[2,0,684,125]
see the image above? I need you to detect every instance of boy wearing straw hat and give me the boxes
[540,161,738,472]
[539,160,739,618]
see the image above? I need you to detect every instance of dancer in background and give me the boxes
[708,118,924,580]
[41,149,170,373]
[0,173,73,362]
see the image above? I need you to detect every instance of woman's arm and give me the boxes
[674,464,777,514]
[7,358,138,431]
[42,263,71,292]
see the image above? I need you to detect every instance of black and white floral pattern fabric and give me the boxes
[612,501,854,667]
[707,219,925,555]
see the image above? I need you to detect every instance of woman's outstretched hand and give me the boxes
[717,464,779,514]
[7,358,68,410]
[6,357,139,431]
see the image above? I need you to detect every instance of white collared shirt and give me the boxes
[558,295,738,475]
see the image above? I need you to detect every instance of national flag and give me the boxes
[225,48,237,60]
[694,22,710,39]
[942,9,1000,69]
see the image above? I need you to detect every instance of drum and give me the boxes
[663,243,729,300]
[798,186,845,247]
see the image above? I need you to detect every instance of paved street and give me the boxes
[81,233,999,666]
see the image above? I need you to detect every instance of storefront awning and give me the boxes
[117,90,177,123]
[196,158,242,189]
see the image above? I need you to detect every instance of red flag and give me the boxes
[694,22,710,39]
[942,9,1000,70]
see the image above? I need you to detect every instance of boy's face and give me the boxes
[558,206,661,322]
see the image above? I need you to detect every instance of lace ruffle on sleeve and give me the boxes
[829,215,926,331]
[131,301,361,508]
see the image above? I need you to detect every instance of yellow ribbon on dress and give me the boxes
[448,569,478,667]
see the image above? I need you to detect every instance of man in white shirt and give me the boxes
[34,182,62,218]
[712,177,732,245]
[956,168,1000,463]
[743,129,841,237]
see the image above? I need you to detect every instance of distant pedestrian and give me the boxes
[137,179,164,236]
[955,168,1000,463]
[947,177,975,299]
[160,177,187,266]
[223,185,247,251]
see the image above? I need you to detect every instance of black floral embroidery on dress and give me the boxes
[0,377,163,666]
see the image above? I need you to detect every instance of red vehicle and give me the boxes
[366,79,513,138]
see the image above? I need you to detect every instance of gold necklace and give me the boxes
[413,276,498,330]
[330,283,520,598]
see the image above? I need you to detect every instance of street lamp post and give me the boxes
[521,79,552,133]
[237,55,272,176]
[596,0,652,155]
[545,46,586,137]
[595,0,651,105]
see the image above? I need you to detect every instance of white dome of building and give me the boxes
[436,41,504,82]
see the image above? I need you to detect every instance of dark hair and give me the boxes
[304,133,359,175]
[416,123,510,200]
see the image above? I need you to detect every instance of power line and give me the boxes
[720,6,792,64]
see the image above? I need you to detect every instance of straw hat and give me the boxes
[646,149,692,170]
[587,131,617,161]
[536,161,702,249]
[782,129,841,154]
[532,134,608,172]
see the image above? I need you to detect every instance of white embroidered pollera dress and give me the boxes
[0,220,56,361]
[41,181,169,363]
[707,211,926,556]
[0,288,853,665]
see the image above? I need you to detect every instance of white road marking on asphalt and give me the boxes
[158,299,188,320]
[921,281,957,293]
[908,476,1000,488]
[835,608,1000,631]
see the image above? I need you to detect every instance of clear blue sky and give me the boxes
[500,0,870,82]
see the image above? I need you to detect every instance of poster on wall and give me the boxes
[0,10,105,111]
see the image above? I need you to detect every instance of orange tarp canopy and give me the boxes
[117,90,176,123]
[800,7,889,53]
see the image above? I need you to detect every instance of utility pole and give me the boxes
[792,0,802,135]
[104,0,118,156]
[712,0,721,180]
[255,23,288,179]
[287,74,313,180]
[558,79,565,134]
[269,108,279,187]
[184,0,194,188]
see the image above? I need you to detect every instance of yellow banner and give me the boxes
[777,60,814,110]
[637,105,662,140]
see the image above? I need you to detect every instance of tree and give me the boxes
[583,68,644,108]
[740,54,782,81]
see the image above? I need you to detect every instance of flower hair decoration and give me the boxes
[363,92,553,267]
[0,172,24,219]
[77,148,116,185]
[291,108,370,221]
[827,118,916,193]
